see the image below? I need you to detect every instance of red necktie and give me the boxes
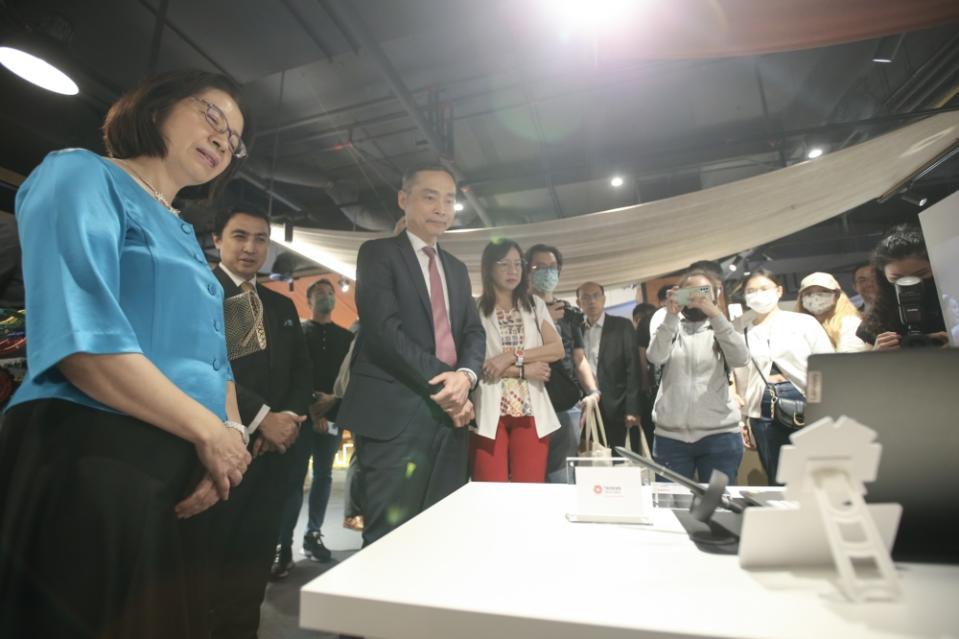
[422,246,457,367]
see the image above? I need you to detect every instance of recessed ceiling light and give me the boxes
[807,147,824,159]
[728,263,738,272]
[454,202,464,212]
[610,176,624,188]
[0,46,78,95]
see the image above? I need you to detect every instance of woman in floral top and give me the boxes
[471,239,564,482]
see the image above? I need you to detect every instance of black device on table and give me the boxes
[614,446,745,548]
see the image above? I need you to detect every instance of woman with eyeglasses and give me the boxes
[471,239,564,482]
[732,268,833,484]
[646,269,749,482]
[0,70,252,638]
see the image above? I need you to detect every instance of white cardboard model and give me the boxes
[738,415,902,602]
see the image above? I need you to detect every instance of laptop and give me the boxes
[804,349,959,563]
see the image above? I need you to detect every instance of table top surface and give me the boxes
[300,482,959,639]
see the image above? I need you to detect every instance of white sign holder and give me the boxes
[739,416,902,602]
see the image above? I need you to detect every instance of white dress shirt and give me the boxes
[582,312,605,374]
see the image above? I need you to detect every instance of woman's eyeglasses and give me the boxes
[192,97,247,159]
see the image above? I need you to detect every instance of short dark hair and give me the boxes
[307,278,335,300]
[213,205,271,237]
[401,162,456,192]
[657,284,672,302]
[525,243,563,271]
[632,302,656,319]
[853,263,873,278]
[478,239,532,317]
[102,70,252,202]
[576,282,605,299]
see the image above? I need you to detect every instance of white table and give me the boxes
[300,483,959,638]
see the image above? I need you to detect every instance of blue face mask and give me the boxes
[531,268,560,293]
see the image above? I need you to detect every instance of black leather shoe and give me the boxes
[270,545,294,580]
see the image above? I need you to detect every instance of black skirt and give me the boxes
[0,399,208,639]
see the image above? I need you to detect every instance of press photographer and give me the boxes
[857,224,949,350]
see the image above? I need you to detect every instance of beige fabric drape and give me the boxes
[272,113,959,294]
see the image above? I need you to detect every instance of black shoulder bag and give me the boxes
[533,303,582,411]
[744,327,806,429]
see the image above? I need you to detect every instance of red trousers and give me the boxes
[470,415,550,483]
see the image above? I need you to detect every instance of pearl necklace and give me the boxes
[118,160,180,216]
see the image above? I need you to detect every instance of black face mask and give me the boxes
[681,308,708,322]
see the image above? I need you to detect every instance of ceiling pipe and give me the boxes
[322,0,494,226]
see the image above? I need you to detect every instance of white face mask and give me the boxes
[745,289,780,314]
[801,292,835,315]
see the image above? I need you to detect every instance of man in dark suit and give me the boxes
[337,164,485,546]
[206,207,313,639]
[576,282,641,451]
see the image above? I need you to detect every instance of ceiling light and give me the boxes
[0,45,78,95]
[902,194,928,207]
[873,34,903,64]
[340,278,351,293]
[550,0,639,36]
[728,263,738,272]
[806,147,824,159]
[454,202,464,212]
[610,175,624,188]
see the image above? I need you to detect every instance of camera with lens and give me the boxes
[548,299,584,326]
[895,276,941,348]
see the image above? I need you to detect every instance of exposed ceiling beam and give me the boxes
[138,0,231,76]
[280,0,335,63]
[322,0,494,226]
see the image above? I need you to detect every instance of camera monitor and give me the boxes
[805,349,959,563]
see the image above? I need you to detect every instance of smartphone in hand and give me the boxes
[672,285,713,306]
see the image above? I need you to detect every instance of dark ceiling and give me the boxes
[2,0,959,285]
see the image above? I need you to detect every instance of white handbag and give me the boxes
[579,401,612,460]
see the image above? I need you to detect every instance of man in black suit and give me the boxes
[576,282,641,451]
[206,207,313,639]
[337,164,485,546]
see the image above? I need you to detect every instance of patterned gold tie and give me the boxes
[240,281,268,350]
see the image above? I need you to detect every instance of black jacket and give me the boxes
[592,314,641,424]
[338,234,485,439]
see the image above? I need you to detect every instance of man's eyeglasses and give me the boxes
[529,265,559,273]
[191,97,247,159]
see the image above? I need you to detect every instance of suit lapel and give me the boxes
[598,316,613,380]
[397,234,434,329]
[213,265,240,297]
[259,288,278,370]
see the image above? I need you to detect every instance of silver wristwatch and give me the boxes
[224,420,249,445]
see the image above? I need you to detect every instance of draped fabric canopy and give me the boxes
[272,113,959,294]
